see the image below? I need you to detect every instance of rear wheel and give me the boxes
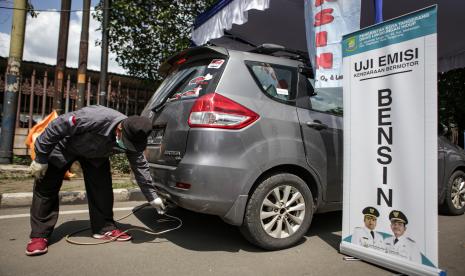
[240,173,314,250]
[441,170,465,215]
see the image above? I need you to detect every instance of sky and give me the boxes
[0,0,126,74]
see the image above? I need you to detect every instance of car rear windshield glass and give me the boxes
[142,58,225,113]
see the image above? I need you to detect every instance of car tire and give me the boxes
[441,170,465,215]
[240,173,314,250]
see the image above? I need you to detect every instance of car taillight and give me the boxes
[188,93,259,129]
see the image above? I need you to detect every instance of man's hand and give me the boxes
[30,160,48,179]
[150,197,166,215]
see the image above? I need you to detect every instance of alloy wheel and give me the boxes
[260,185,306,238]
[451,175,465,210]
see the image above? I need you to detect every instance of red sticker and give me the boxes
[188,73,213,85]
[181,86,202,98]
[207,59,225,69]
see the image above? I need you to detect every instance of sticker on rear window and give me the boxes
[188,73,213,85]
[276,88,289,96]
[181,86,202,99]
[208,59,225,69]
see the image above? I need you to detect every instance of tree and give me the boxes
[438,68,465,148]
[94,0,216,81]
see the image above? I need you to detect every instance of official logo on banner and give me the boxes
[346,36,357,52]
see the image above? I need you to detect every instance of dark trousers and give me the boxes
[30,158,116,238]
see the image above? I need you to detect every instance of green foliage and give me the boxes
[12,155,31,165]
[112,181,138,189]
[94,0,216,81]
[438,68,465,147]
[110,153,131,174]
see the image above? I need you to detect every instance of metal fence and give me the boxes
[1,59,155,129]
[0,59,156,155]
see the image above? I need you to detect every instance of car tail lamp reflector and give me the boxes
[175,182,191,190]
[188,93,259,129]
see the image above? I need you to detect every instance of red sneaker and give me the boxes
[92,229,132,241]
[25,238,48,256]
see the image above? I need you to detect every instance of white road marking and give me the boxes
[0,207,136,220]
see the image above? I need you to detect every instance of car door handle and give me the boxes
[306,121,328,130]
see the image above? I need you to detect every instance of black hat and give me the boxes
[362,206,380,218]
[121,116,152,152]
[389,210,408,225]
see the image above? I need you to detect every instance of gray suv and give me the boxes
[141,45,465,250]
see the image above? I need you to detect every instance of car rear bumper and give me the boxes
[149,162,251,225]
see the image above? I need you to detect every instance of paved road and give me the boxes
[0,202,463,276]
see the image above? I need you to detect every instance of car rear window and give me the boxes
[245,61,296,103]
[142,58,226,113]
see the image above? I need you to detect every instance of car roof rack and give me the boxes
[249,44,310,65]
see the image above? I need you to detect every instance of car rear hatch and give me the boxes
[141,46,229,166]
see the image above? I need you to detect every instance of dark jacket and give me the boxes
[35,105,157,202]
